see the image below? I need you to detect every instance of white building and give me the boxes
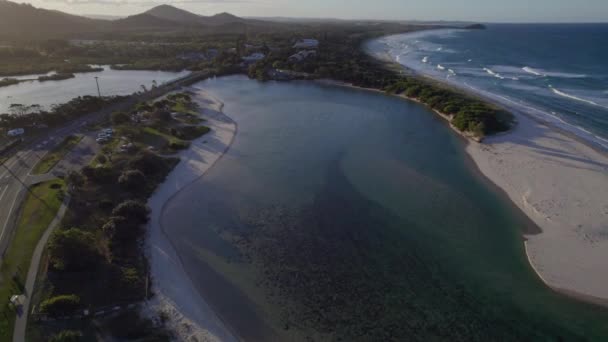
[7,128,24,137]
[293,39,319,49]
[242,53,266,63]
[288,50,317,63]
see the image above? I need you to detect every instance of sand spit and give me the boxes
[143,88,239,342]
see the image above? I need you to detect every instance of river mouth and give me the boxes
[161,76,608,341]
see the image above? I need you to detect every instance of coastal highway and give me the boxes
[0,121,90,259]
[0,71,210,261]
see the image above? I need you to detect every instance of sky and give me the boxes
[25,0,608,23]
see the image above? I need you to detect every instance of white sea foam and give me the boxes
[422,56,429,63]
[437,64,446,71]
[483,67,505,79]
[523,66,545,76]
[550,86,608,109]
[523,66,587,79]
[448,69,456,75]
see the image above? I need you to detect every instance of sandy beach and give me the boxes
[466,111,608,303]
[144,88,239,342]
[366,37,608,303]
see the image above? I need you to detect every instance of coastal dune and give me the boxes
[144,88,239,341]
[467,111,608,302]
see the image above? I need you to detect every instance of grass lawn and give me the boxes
[0,179,66,341]
[141,127,189,152]
[32,135,83,175]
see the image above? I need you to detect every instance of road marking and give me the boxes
[0,186,20,243]
[0,185,7,202]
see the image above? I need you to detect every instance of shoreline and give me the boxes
[143,87,240,342]
[365,35,608,305]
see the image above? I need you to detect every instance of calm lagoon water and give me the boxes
[0,66,189,113]
[162,76,608,341]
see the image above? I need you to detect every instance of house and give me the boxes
[7,128,24,137]
[293,39,319,49]
[206,49,219,59]
[242,53,266,63]
[177,52,207,61]
[288,50,317,63]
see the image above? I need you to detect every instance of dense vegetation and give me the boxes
[30,93,209,338]
[0,77,19,87]
[38,73,75,82]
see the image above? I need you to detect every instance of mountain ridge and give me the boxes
[0,1,259,38]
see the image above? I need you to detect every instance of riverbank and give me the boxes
[366,35,608,304]
[144,88,239,342]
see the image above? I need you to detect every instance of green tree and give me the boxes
[48,228,98,271]
[49,330,83,342]
[111,111,130,125]
[118,169,147,192]
[39,294,81,317]
[111,200,150,224]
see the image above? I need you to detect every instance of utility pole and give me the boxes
[94,77,101,97]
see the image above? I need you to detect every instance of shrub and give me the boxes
[66,171,85,189]
[118,169,147,192]
[81,165,114,184]
[112,200,150,224]
[169,140,189,150]
[111,111,130,125]
[49,330,83,342]
[128,152,170,176]
[103,216,143,243]
[48,228,98,271]
[39,295,81,317]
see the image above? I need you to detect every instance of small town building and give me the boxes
[293,39,319,49]
[288,50,317,63]
[177,52,207,61]
[242,53,266,63]
[7,128,24,137]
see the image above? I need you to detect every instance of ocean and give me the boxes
[368,24,608,148]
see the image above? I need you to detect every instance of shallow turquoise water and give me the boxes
[162,76,608,341]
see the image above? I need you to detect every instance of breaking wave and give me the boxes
[483,67,505,80]
[550,86,608,109]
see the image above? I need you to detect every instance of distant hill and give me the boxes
[145,5,249,26]
[112,13,190,30]
[0,1,285,39]
[144,4,203,24]
[0,0,103,37]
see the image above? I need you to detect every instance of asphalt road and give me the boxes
[0,70,207,261]
[0,116,94,260]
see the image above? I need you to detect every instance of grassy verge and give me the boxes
[32,136,83,175]
[0,179,66,340]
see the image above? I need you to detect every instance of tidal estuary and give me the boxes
[161,76,608,341]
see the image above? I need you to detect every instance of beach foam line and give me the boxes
[483,67,505,80]
[550,86,608,109]
[523,66,545,76]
